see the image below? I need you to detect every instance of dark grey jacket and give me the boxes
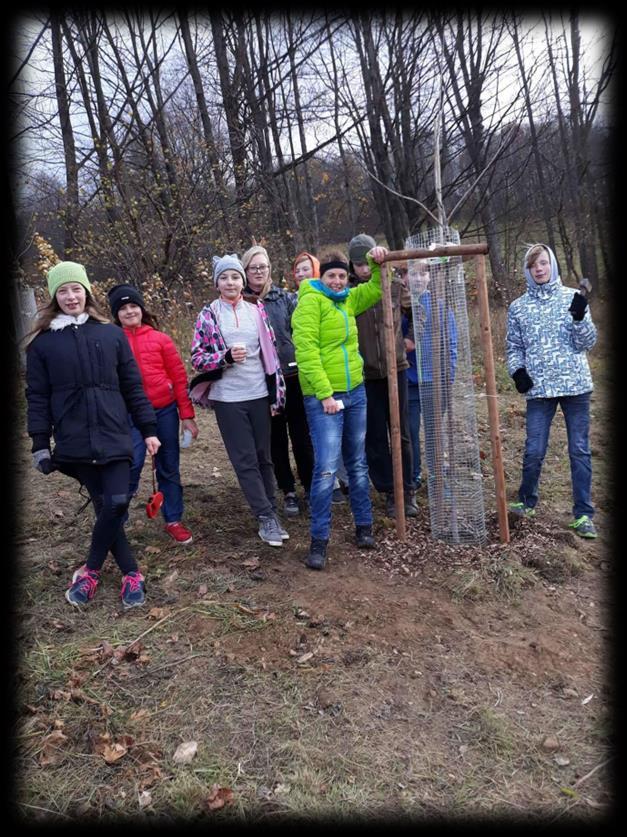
[248,285,299,376]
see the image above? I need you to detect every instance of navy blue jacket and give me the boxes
[26,318,157,464]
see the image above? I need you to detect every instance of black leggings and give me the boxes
[65,461,137,575]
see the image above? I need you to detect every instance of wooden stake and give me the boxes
[475,254,510,544]
[380,261,406,540]
[383,243,489,261]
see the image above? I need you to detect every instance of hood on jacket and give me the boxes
[292,251,320,279]
[523,244,562,296]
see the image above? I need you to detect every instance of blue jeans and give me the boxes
[407,383,422,485]
[304,384,372,541]
[129,402,184,523]
[420,381,449,485]
[518,393,593,519]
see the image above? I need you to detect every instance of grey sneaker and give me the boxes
[508,502,536,518]
[569,515,597,539]
[258,514,283,547]
[274,515,290,541]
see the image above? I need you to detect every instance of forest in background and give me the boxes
[9,10,616,308]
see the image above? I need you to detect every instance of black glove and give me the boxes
[569,292,588,321]
[33,449,54,475]
[512,368,533,394]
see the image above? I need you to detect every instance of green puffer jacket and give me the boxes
[292,258,382,400]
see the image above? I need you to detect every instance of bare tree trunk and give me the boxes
[325,19,358,233]
[210,12,251,239]
[50,16,79,257]
[178,10,229,239]
[61,17,120,227]
[251,15,299,248]
[509,16,557,255]
[286,16,320,249]
[544,15,581,279]
[354,16,409,247]
[437,12,507,291]
[566,13,596,284]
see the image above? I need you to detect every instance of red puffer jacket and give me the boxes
[122,324,195,419]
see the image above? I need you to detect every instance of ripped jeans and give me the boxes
[303,384,372,541]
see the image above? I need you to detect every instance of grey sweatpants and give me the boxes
[213,397,277,518]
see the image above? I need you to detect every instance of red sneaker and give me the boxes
[164,522,193,544]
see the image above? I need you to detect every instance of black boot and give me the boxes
[306,538,328,570]
[385,493,396,517]
[355,525,375,549]
[404,491,418,518]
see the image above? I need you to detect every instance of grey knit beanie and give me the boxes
[212,254,246,286]
[348,234,376,264]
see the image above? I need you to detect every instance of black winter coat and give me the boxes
[26,318,157,464]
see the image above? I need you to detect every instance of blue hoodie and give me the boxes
[506,245,596,398]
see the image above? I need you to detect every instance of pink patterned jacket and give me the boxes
[190,297,286,412]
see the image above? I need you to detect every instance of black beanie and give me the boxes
[107,284,145,319]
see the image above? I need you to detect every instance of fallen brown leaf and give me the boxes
[139,764,165,790]
[49,689,71,702]
[205,784,234,811]
[39,730,68,766]
[119,642,144,662]
[101,742,128,764]
[67,670,88,688]
[98,641,115,659]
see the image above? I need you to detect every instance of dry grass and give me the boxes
[13,294,614,824]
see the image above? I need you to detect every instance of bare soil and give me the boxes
[13,332,614,824]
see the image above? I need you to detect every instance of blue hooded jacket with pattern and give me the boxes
[506,244,596,399]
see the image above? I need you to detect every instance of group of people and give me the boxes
[24,237,598,610]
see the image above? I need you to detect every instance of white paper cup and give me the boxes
[231,341,246,361]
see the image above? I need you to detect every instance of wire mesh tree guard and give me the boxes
[380,233,509,545]
[405,226,485,544]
